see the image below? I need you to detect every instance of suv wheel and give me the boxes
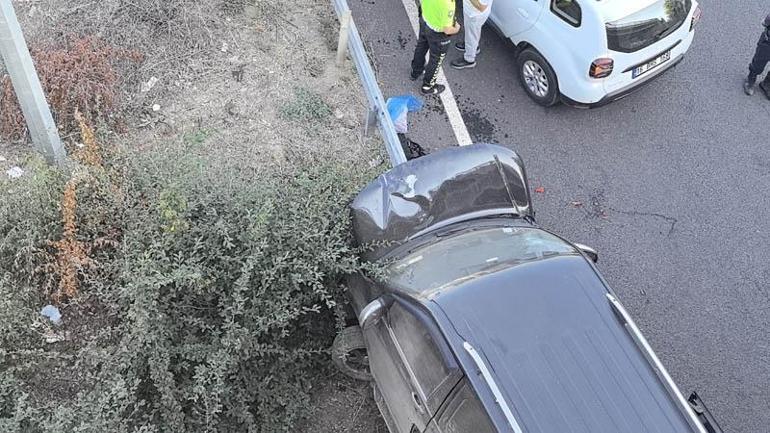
[331,326,373,381]
[517,48,559,107]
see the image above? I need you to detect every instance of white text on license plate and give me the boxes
[633,51,671,78]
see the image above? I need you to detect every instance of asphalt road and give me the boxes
[349,1,770,432]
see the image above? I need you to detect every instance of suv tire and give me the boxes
[517,48,560,107]
[331,326,373,381]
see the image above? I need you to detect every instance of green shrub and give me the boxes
[279,88,332,123]
[0,142,380,432]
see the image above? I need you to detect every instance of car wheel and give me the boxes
[517,48,560,107]
[331,326,373,381]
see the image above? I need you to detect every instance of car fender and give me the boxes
[514,10,608,104]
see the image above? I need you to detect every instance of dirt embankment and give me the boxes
[1,0,386,431]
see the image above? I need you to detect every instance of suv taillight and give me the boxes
[589,58,614,78]
[690,5,702,31]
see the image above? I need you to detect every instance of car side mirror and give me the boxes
[574,243,599,263]
[358,297,388,329]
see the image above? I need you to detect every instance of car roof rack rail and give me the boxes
[687,392,724,433]
[606,293,708,433]
[463,342,524,433]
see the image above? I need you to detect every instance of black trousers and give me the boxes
[411,18,450,88]
[748,42,770,85]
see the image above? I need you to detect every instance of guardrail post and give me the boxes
[331,0,406,166]
[0,0,66,166]
[336,10,352,66]
[363,108,377,138]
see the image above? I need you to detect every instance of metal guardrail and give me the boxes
[331,0,407,167]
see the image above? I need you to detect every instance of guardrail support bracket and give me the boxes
[363,108,377,138]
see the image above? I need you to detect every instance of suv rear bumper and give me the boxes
[561,53,685,109]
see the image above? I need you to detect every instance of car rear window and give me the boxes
[552,0,582,27]
[606,0,691,53]
[385,226,576,293]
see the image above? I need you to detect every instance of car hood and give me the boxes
[351,144,533,261]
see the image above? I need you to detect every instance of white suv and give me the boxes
[489,0,702,107]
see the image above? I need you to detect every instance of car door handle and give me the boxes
[517,8,529,18]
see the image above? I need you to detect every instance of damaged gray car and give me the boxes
[333,144,722,433]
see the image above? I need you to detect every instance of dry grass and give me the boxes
[9,0,296,109]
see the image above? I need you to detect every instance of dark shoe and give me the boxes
[421,84,446,95]
[743,79,755,96]
[450,58,476,70]
[410,70,423,81]
[760,81,770,100]
[455,42,480,54]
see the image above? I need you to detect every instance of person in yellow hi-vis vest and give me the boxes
[410,0,461,95]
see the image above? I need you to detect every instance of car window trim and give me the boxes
[550,0,582,27]
[385,296,463,414]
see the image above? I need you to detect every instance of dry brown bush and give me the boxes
[0,37,140,142]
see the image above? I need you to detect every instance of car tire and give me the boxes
[517,48,560,107]
[331,326,373,381]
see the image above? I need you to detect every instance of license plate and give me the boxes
[632,50,671,78]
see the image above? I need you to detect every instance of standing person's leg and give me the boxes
[756,44,770,98]
[748,48,768,84]
[464,11,488,63]
[745,44,769,95]
[422,30,450,93]
[456,5,471,51]
[411,19,430,79]
[452,6,489,69]
[451,7,477,69]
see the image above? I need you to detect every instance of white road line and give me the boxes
[401,0,473,146]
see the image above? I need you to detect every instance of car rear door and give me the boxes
[490,0,545,39]
[364,298,463,432]
[424,378,498,433]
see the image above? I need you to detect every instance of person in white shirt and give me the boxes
[450,0,493,69]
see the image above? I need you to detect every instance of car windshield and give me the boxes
[606,0,691,53]
[385,226,576,294]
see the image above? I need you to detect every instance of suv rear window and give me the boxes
[385,227,576,293]
[606,0,691,53]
